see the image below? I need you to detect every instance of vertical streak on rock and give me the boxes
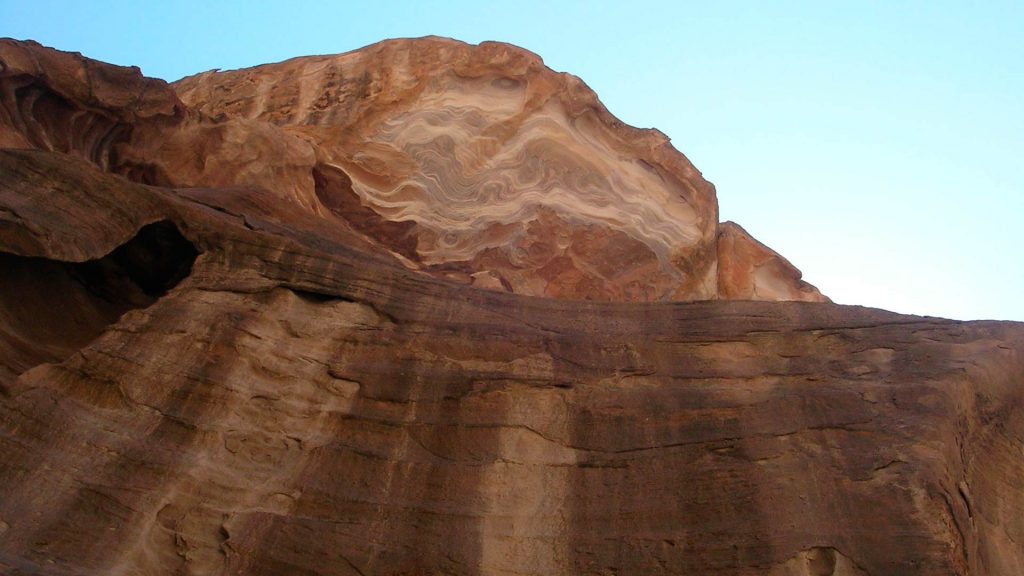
[359,370,426,575]
[8,293,246,575]
[951,336,1024,575]
[477,383,575,575]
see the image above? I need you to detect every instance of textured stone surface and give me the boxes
[169,39,721,301]
[1,36,823,303]
[1,39,1022,576]
[717,222,825,303]
[0,39,183,167]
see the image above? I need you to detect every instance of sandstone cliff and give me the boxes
[1,38,1022,576]
[0,37,823,303]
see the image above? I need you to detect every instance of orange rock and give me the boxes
[717,221,828,302]
[1,39,1023,576]
[2,148,1023,575]
[169,38,723,300]
[1,36,823,302]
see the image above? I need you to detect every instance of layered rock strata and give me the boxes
[1,36,823,302]
[1,39,1022,576]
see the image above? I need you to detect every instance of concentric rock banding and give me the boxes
[0,37,827,302]
[168,38,725,300]
[112,36,817,302]
[0,38,183,169]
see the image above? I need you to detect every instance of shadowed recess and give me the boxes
[0,220,198,387]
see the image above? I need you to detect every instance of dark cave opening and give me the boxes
[0,220,198,387]
[71,220,199,299]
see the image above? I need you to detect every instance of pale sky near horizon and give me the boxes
[5,1,1022,321]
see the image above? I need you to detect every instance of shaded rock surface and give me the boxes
[1,39,1022,576]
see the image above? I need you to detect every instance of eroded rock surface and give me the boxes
[1,36,822,302]
[717,221,825,302]
[1,39,1022,576]
[170,40,721,300]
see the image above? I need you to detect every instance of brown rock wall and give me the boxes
[1,36,823,302]
[0,39,1020,576]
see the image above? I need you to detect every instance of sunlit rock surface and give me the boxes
[171,39,722,300]
[1,36,822,302]
[717,221,825,302]
[2,38,1022,576]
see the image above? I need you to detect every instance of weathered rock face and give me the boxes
[169,40,723,301]
[1,39,1023,576]
[0,36,823,303]
[0,39,184,169]
[717,221,825,302]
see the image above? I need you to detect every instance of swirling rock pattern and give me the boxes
[0,39,183,170]
[5,39,1021,576]
[14,37,816,302]
[169,39,726,300]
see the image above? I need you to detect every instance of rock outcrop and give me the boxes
[2,38,1022,576]
[717,222,824,302]
[1,36,823,303]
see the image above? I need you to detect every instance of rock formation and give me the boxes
[1,38,1022,575]
[0,37,823,303]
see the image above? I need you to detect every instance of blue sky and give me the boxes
[5,1,1022,321]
